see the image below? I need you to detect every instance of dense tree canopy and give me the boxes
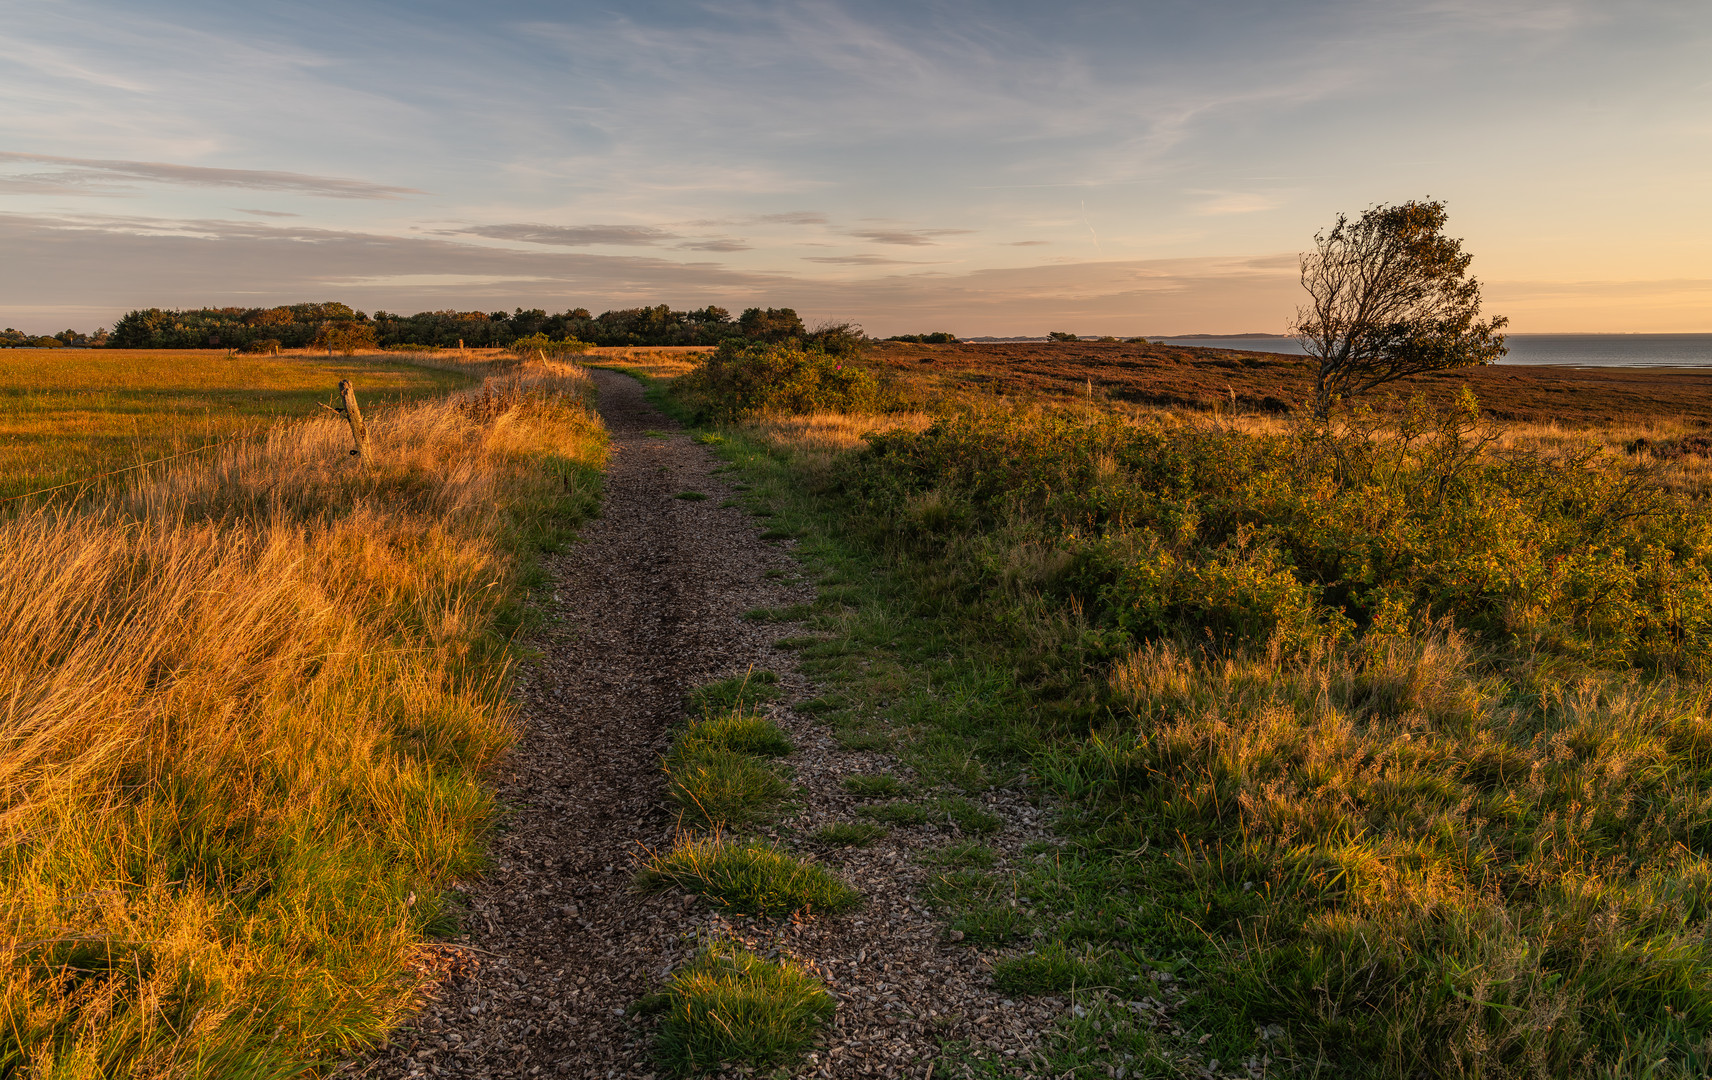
[103,301,865,354]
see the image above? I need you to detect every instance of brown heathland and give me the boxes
[867,340,1712,426]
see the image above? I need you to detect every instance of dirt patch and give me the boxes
[870,340,1712,426]
[353,370,1064,1079]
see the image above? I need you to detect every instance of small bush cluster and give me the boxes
[675,340,885,424]
[855,392,1712,673]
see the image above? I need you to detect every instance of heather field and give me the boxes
[616,341,1712,1078]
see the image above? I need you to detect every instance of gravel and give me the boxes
[352,369,1089,1080]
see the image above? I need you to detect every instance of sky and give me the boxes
[1,0,1708,337]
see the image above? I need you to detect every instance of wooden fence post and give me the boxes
[338,379,366,455]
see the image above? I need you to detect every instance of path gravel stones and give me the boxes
[355,369,1073,1080]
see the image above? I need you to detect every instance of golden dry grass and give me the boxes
[0,360,605,1078]
[0,349,475,502]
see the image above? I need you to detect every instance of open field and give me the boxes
[622,342,1712,1077]
[0,349,477,502]
[2,359,604,1077]
[867,339,1712,426]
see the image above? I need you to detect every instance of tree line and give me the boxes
[100,302,862,354]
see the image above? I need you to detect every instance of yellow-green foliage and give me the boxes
[0,350,473,501]
[0,362,605,1078]
[651,941,834,1077]
[674,340,883,424]
[708,378,1712,1076]
[662,709,794,830]
[663,743,791,831]
[635,836,860,917]
[856,393,1712,674]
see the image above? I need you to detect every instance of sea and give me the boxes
[1154,334,1712,369]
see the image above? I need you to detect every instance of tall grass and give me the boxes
[0,362,604,1078]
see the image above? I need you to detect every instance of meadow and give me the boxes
[640,341,1712,1078]
[1,351,604,1077]
[0,349,479,502]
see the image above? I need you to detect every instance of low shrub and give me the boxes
[675,340,884,424]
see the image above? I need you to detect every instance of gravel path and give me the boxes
[357,369,1070,1080]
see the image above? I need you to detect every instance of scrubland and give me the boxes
[1,359,603,1077]
[644,342,1712,1078]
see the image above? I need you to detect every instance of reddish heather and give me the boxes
[868,341,1712,426]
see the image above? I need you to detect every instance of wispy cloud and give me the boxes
[1191,191,1284,216]
[850,227,974,246]
[801,254,931,265]
[677,238,751,252]
[236,208,300,218]
[455,223,677,246]
[0,152,422,199]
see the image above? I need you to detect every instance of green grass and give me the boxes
[813,821,889,847]
[662,707,795,830]
[0,349,472,502]
[841,773,904,797]
[991,943,1123,995]
[650,941,834,1077]
[685,671,779,713]
[855,796,1001,835]
[926,841,997,869]
[628,357,1712,1078]
[635,836,861,917]
[676,711,793,758]
[674,490,707,500]
[663,742,790,830]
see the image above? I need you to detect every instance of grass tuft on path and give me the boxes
[663,743,791,830]
[676,710,794,758]
[663,702,796,830]
[651,941,835,1077]
[684,670,780,714]
[635,836,860,917]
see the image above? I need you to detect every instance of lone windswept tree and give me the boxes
[1292,200,1507,417]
